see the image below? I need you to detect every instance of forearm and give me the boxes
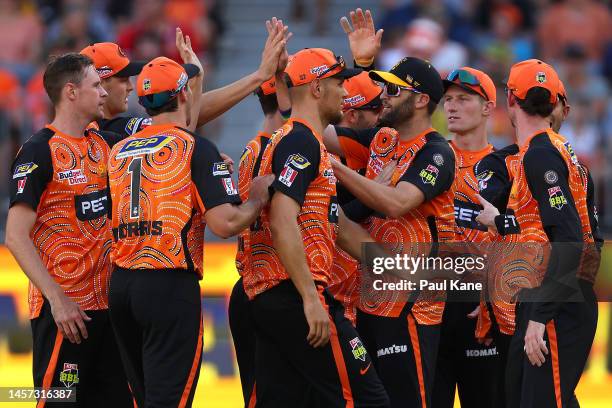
[337,211,373,261]
[188,75,204,132]
[271,219,319,301]
[197,71,266,126]
[334,163,405,217]
[224,198,267,238]
[274,72,291,113]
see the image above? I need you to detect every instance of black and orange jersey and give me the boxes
[88,116,152,138]
[244,119,339,299]
[108,124,241,277]
[9,125,117,319]
[235,132,271,276]
[334,126,379,171]
[503,129,596,323]
[450,141,494,242]
[359,127,456,323]
[326,248,360,325]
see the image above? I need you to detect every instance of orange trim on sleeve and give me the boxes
[329,318,354,407]
[179,313,204,408]
[407,313,427,408]
[546,321,562,408]
[36,331,63,408]
[247,383,257,408]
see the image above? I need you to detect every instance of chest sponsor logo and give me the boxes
[116,136,173,159]
[221,177,238,195]
[466,347,498,357]
[503,209,520,234]
[454,199,487,232]
[328,196,339,223]
[212,161,231,176]
[58,169,88,185]
[113,220,163,240]
[75,190,109,221]
[279,166,298,187]
[548,186,567,210]
[419,164,439,186]
[13,162,38,179]
[377,344,408,357]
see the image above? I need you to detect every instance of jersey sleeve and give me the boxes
[9,139,53,210]
[191,137,242,212]
[334,126,378,170]
[523,146,583,324]
[474,154,511,211]
[398,143,455,201]
[271,131,321,206]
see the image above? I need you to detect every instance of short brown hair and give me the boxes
[43,53,93,105]
[516,87,555,118]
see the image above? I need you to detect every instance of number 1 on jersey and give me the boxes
[128,158,142,219]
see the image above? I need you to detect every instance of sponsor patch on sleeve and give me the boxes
[16,178,27,194]
[221,177,238,195]
[419,164,439,186]
[116,136,174,159]
[548,186,568,210]
[284,153,311,169]
[476,170,494,190]
[279,165,298,187]
[212,161,231,176]
[13,162,38,179]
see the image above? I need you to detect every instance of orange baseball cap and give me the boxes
[342,71,383,110]
[80,42,145,79]
[443,67,496,105]
[136,56,200,109]
[506,59,561,103]
[284,48,361,88]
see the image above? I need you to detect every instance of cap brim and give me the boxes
[182,63,200,79]
[443,79,482,96]
[331,67,362,80]
[355,92,383,110]
[114,61,146,77]
[369,70,412,88]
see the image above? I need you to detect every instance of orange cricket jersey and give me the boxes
[9,126,115,318]
[244,119,339,299]
[108,124,241,277]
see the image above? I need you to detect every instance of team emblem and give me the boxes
[419,164,439,186]
[143,79,151,91]
[59,363,79,388]
[548,186,568,210]
[536,72,546,84]
[476,170,494,190]
[433,153,444,166]
[544,170,558,185]
[563,142,579,165]
[350,337,367,362]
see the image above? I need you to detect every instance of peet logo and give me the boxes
[13,162,38,179]
[116,136,174,159]
[58,169,87,185]
[75,190,109,221]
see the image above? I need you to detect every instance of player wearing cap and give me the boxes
[331,57,456,408]
[107,57,273,408]
[431,67,505,408]
[5,53,132,407]
[82,22,289,137]
[243,47,389,407]
[476,60,599,407]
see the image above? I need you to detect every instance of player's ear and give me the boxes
[310,79,322,98]
[64,82,78,102]
[415,93,430,110]
[482,100,494,117]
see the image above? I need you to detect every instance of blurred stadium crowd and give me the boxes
[0,0,611,238]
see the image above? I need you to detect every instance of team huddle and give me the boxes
[5,7,601,408]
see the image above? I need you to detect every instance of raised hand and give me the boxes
[258,18,290,81]
[176,27,203,76]
[340,8,383,66]
[266,17,293,74]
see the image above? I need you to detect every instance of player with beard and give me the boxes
[243,48,390,407]
[330,57,456,408]
[6,53,132,407]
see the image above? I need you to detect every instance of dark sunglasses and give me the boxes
[384,82,421,97]
[447,69,489,101]
[316,55,346,78]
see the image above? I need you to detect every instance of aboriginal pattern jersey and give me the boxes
[9,126,116,319]
[245,119,339,299]
[108,124,241,277]
[235,132,270,276]
[359,127,456,323]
